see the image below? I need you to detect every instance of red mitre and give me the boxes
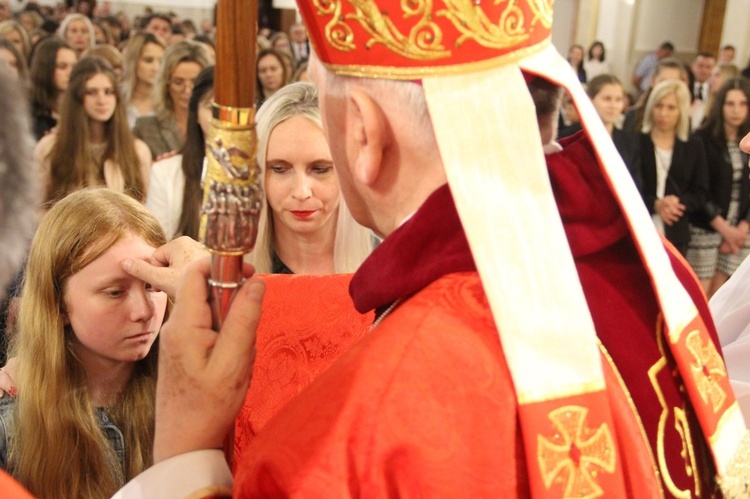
[297,0,553,78]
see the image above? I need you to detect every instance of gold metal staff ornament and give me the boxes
[199,104,262,329]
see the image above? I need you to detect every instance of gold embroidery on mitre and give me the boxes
[685,329,727,413]
[527,0,553,28]
[650,316,700,498]
[314,0,551,60]
[347,0,449,59]
[537,406,616,499]
[314,0,356,51]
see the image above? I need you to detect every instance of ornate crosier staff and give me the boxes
[199,0,259,465]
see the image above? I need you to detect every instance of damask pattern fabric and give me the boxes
[233,273,373,466]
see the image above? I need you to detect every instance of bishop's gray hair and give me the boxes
[0,65,39,297]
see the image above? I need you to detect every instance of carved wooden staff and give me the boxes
[199,0,258,465]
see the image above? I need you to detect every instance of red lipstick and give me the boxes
[291,210,315,219]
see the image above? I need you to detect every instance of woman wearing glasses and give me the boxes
[133,40,213,160]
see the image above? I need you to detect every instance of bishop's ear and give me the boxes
[347,88,389,186]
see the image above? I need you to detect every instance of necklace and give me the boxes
[370,299,402,331]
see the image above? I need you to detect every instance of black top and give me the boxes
[640,133,709,248]
[271,252,293,274]
[32,114,56,141]
[691,128,750,230]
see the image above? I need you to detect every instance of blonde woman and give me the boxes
[133,39,213,159]
[58,13,95,54]
[0,21,29,60]
[249,82,372,273]
[0,188,167,498]
[640,79,708,255]
[121,33,166,128]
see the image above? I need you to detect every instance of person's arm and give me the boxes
[135,139,152,198]
[678,138,710,214]
[711,215,746,254]
[111,450,232,499]
[632,59,646,89]
[144,157,178,240]
[33,135,54,200]
[115,258,264,498]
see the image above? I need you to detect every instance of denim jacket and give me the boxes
[0,396,125,473]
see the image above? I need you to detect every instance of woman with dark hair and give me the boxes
[566,44,586,83]
[587,74,641,192]
[255,48,288,109]
[584,41,609,80]
[34,57,151,205]
[688,77,750,296]
[28,37,78,139]
[147,66,214,239]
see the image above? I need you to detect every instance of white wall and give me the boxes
[593,0,637,86]
[721,0,750,67]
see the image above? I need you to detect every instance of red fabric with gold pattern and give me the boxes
[549,131,718,495]
[233,273,373,470]
[297,0,553,77]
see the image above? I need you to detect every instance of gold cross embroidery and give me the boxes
[685,330,727,413]
[537,406,616,499]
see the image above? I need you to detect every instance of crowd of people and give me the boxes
[0,0,748,496]
[564,39,750,298]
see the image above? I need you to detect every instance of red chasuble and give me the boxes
[232,132,719,497]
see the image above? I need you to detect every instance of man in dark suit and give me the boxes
[289,22,309,63]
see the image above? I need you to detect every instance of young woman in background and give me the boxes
[688,77,750,296]
[35,57,151,205]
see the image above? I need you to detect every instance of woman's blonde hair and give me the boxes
[11,188,166,498]
[0,21,30,59]
[46,57,145,204]
[153,39,213,120]
[642,78,691,141]
[57,13,96,52]
[250,82,372,273]
[120,32,166,105]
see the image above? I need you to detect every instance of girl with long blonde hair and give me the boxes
[0,188,167,498]
[35,57,151,206]
[121,33,166,128]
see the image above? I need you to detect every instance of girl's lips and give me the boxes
[291,210,316,219]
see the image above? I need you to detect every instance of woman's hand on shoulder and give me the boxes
[0,358,18,398]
